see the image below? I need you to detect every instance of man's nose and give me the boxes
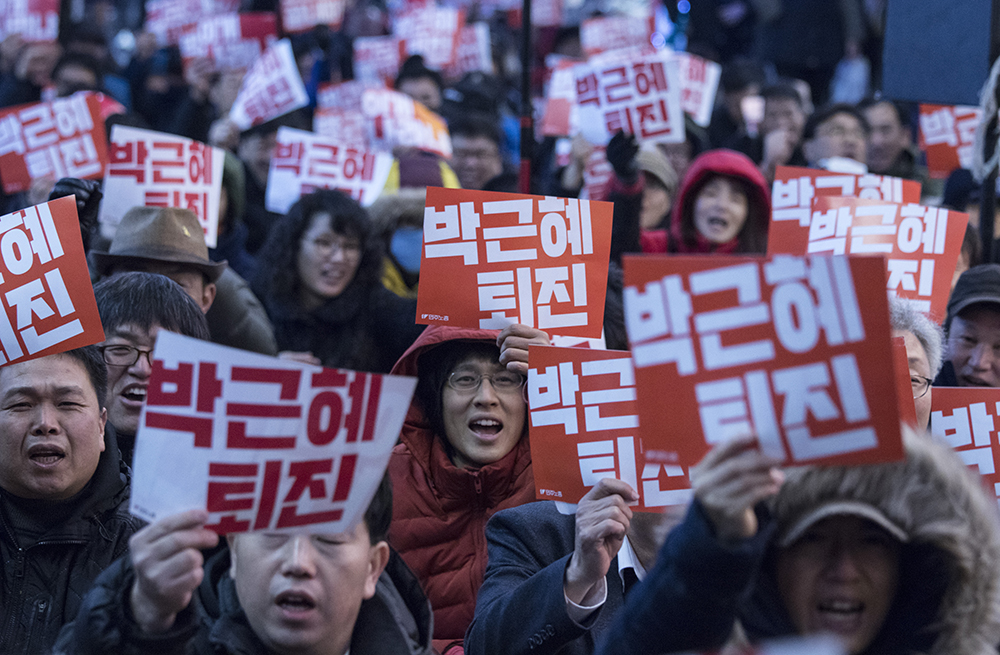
[280,535,318,577]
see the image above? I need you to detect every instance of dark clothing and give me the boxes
[205,267,279,356]
[54,547,435,655]
[466,501,628,655]
[933,360,960,386]
[0,426,142,655]
[871,145,929,186]
[242,164,282,256]
[263,281,424,373]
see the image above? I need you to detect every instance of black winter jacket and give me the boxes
[0,426,142,654]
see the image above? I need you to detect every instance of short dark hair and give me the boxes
[719,58,765,94]
[680,173,768,254]
[94,271,210,340]
[364,473,392,543]
[762,83,803,106]
[803,103,870,141]
[449,114,501,147]
[59,345,108,410]
[394,54,443,93]
[252,189,382,306]
[858,97,912,129]
[52,52,103,86]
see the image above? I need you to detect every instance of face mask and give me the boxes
[390,226,423,274]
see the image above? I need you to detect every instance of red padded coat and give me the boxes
[388,325,536,654]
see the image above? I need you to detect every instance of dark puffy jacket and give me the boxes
[0,426,142,655]
[387,325,536,653]
[53,546,435,655]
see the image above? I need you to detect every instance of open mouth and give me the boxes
[469,418,503,436]
[275,591,317,612]
[706,216,730,230]
[28,445,66,465]
[815,600,864,632]
[122,384,147,403]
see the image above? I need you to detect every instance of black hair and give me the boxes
[761,83,803,106]
[680,173,768,254]
[858,97,912,129]
[252,189,382,306]
[802,103,870,141]
[394,54,444,93]
[364,473,393,544]
[58,344,109,410]
[94,271,210,340]
[449,113,502,147]
[52,52,103,88]
[416,341,501,441]
[719,58,765,94]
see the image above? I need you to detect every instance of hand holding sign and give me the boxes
[497,323,550,375]
[564,477,636,604]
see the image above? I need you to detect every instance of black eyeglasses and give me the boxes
[100,344,155,367]
[911,375,933,399]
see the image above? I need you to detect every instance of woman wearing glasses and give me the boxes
[252,189,425,373]
[388,324,548,654]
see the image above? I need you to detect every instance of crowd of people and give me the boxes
[3,1,1000,655]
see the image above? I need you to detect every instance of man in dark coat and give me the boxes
[0,346,143,654]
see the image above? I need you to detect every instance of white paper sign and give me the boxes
[130,332,417,534]
[98,125,224,247]
[229,39,309,130]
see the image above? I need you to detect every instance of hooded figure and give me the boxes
[641,149,771,255]
[597,432,1000,655]
[387,326,536,654]
[369,189,426,299]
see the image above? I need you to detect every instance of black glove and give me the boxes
[49,178,103,254]
[605,130,639,184]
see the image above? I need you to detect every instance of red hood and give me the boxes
[669,149,771,253]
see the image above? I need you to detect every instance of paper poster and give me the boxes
[313,108,369,148]
[0,197,104,364]
[444,23,494,78]
[394,6,463,70]
[362,88,452,157]
[178,12,278,71]
[280,0,346,33]
[918,104,982,180]
[623,254,904,469]
[417,187,613,338]
[131,332,417,534]
[0,0,58,41]
[229,39,309,130]
[770,166,922,230]
[581,145,612,201]
[265,127,393,212]
[575,52,685,145]
[540,59,578,137]
[767,195,968,321]
[98,125,224,247]
[0,93,107,194]
[316,80,371,110]
[673,52,721,128]
[145,0,239,45]
[930,386,1000,506]
[353,35,403,86]
[528,346,692,509]
[580,14,654,57]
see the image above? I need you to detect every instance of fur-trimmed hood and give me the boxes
[742,433,1000,655]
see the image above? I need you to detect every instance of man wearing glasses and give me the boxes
[92,272,210,468]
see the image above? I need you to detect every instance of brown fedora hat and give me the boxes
[91,206,227,282]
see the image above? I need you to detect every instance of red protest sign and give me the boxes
[540,59,578,137]
[580,14,654,57]
[178,12,277,71]
[528,346,692,509]
[0,0,58,41]
[930,387,1000,504]
[918,104,982,179]
[770,166,922,230]
[417,187,613,338]
[673,52,721,128]
[394,6,463,71]
[768,195,968,321]
[582,145,612,201]
[892,336,917,429]
[623,254,903,469]
[280,0,346,32]
[363,88,452,157]
[0,197,104,364]
[146,0,239,45]
[0,93,107,194]
[444,23,494,79]
[574,52,685,145]
[131,332,416,534]
[229,39,309,130]
[265,127,393,212]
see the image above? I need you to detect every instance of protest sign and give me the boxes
[417,187,613,338]
[540,58,578,137]
[229,39,309,130]
[0,197,104,364]
[0,93,106,194]
[582,145,612,200]
[353,35,403,86]
[316,80,370,111]
[580,14,654,57]
[146,0,238,45]
[131,332,417,534]
[178,12,277,71]
[530,0,562,27]
[930,386,1000,505]
[623,254,903,469]
[574,52,684,145]
[362,88,452,157]
[280,0,346,32]
[445,23,494,78]
[768,195,968,321]
[528,345,692,509]
[892,336,917,428]
[98,125,224,247]
[313,108,369,147]
[265,127,393,212]
[0,0,58,41]
[673,52,721,128]
[770,166,922,230]
[918,104,982,179]
[394,6,463,70]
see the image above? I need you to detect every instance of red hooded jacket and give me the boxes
[388,325,536,654]
[641,149,771,254]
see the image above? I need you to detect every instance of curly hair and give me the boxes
[252,189,384,305]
